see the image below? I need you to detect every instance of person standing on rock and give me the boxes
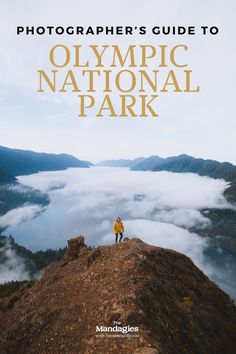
[113,217,124,243]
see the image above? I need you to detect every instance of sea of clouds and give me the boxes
[1,167,235,298]
[10,167,231,251]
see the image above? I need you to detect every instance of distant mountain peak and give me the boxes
[96,157,145,168]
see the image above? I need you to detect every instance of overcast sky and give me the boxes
[0,0,235,163]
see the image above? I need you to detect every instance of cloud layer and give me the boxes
[0,238,30,283]
[12,166,231,250]
[2,167,235,299]
[0,204,45,229]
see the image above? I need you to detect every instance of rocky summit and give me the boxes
[0,236,236,354]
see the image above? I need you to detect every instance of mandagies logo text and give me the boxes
[96,320,139,334]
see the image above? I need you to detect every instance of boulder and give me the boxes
[63,236,87,262]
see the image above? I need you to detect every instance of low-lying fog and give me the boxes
[1,167,236,299]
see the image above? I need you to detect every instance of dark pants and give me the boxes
[115,233,123,243]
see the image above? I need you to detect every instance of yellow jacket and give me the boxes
[113,221,124,234]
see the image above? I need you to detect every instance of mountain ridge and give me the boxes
[98,154,236,181]
[0,146,91,179]
[0,236,235,354]
[97,157,145,168]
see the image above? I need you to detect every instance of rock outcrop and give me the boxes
[0,237,236,354]
[63,236,87,263]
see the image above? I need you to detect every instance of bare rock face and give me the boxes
[63,235,87,263]
[0,237,236,354]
